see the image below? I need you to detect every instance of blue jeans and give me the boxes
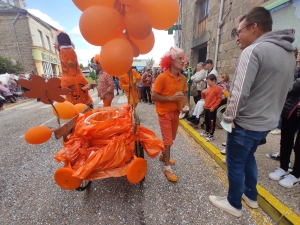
[226,123,269,209]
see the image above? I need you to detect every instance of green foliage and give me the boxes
[79,63,84,69]
[0,56,24,74]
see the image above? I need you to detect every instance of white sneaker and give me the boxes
[221,149,226,155]
[242,194,258,209]
[200,131,210,137]
[222,157,226,163]
[268,168,288,181]
[279,174,300,188]
[270,128,281,135]
[206,135,214,142]
[209,196,242,217]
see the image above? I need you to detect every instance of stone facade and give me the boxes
[178,0,279,77]
[0,0,61,75]
[0,12,35,73]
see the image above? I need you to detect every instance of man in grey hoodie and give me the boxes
[208,7,295,217]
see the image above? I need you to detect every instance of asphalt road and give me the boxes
[0,91,274,225]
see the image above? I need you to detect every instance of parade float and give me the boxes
[19,0,180,191]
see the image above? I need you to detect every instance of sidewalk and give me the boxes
[3,97,32,109]
[180,106,300,224]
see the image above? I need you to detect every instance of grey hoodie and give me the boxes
[223,29,296,131]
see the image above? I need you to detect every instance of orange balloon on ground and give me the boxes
[72,0,114,11]
[125,10,152,40]
[79,6,122,46]
[75,103,88,113]
[54,168,82,190]
[52,101,78,120]
[100,38,133,76]
[130,31,155,54]
[134,0,179,30]
[25,126,52,144]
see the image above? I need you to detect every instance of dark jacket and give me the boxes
[282,75,300,119]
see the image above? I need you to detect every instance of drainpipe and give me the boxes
[12,13,23,65]
[214,0,225,70]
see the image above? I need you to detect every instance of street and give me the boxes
[0,92,274,225]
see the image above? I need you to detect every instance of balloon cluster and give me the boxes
[73,0,179,76]
[24,101,88,145]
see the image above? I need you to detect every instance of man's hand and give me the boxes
[170,92,185,101]
[210,107,214,112]
[100,94,105,99]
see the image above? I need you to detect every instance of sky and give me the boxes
[21,0,175,66]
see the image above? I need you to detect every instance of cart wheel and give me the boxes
[54,168,82,190]
[127,158,147,184]
[76,180,92,191]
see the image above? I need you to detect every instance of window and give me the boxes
[46,35,52,51]
[196,0,210,37]
[38,30,44,48]
[198,0,210,22]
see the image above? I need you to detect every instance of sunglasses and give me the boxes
[234,23,256,37]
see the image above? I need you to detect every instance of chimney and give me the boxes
[7,0,26,9]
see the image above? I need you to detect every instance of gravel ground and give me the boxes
[0,94,274,224]
[187,105,300,216]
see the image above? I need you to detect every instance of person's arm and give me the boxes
[194,70,206,83]
[223,47,260,123]
[151,91,185,102]
[211,87,222,111]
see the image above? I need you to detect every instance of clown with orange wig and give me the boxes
[151,47,189,182]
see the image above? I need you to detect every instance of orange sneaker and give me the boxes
[159,155,175,165]
[164,169,178,182]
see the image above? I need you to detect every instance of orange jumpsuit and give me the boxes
[119,69,141,107]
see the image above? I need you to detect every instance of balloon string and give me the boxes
[44,90,61,127]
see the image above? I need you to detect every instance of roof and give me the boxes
[0,0,26,13]
[0,0,58,31]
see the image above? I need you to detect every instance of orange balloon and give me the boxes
[52,101,78,120]
[125,10,152,40]
[72,0,114,11]
[130,31,155,54]
[79,6,122,46]
[75,103,88,113]
[119,0,139,5]
[134,0,179,30]
[100,38,133,76]
[130,41,140,57]
[25,126,52,144]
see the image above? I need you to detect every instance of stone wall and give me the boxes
[180,0,278,78]
[0,12,35,73]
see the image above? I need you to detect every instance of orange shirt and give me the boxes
[201,85,222,110]
[152,70,188,115]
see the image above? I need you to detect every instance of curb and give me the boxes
[3,98,32,109]
[179,119,300,225]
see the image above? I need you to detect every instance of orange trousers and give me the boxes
[158,111,180,146]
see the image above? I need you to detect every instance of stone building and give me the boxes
[0,0,61,76]
[177,0,299,76]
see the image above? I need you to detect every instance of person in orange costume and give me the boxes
[119,69,141,107]
[151,47,189,182]
[55,31,93,107]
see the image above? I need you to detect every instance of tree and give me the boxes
[79,63,84,69]
[0,56,24,74]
